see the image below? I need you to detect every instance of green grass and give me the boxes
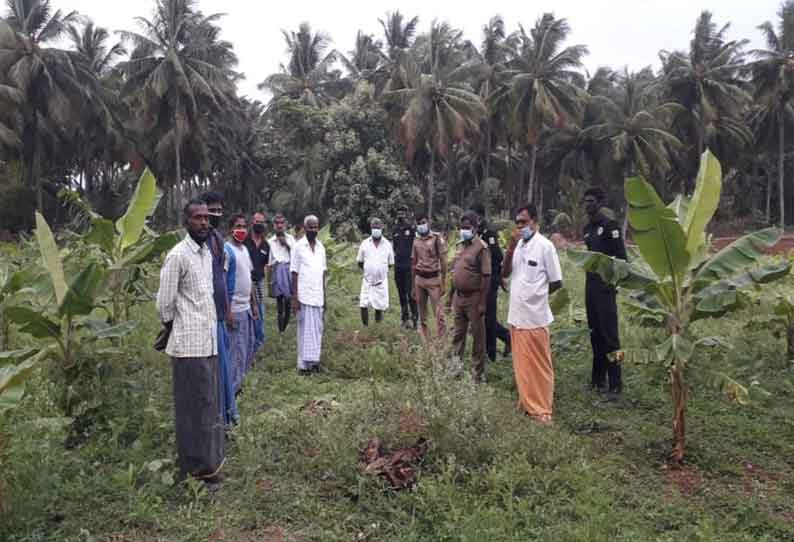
[2,256,794,541]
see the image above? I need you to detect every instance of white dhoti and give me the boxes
[359,278,389,310]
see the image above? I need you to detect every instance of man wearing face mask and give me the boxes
[582,187,627,400]
[199,191,238,427]
[502,203,562,424]
[291,215,327,374]
[356,217,395,326]
[411,215,447,339]
[245,212,270,351]
[392,205,419,329]
[447,211,492,382]
[224,214,259,396]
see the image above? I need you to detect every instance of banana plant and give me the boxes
[569,150,790,463]
[82,169,181,322]
[747,295,794,361]
[4,213,135,416]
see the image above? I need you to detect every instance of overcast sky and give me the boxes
[53,0,783,100]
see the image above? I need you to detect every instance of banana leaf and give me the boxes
[116,168,160,252]
[625,177,690,282]
[566,249,657,290]
[58,262,106,318]
[5,306,60,339]
[85,217,116,255]
[683,150,721,258]
[0,347,50,414]
[693,228,782,288]
[35,212,67,305]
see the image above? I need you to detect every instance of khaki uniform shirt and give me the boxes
[412,233,447,275]
[452,237,492,293]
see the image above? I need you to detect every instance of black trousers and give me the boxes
[276,296,291,332]
[485,286,510,362]
[394,266,418,323]
[585,281,622,392]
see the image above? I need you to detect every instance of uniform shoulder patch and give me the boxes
[489,236,495,245]
[597,226,604,236]
[612,229,620,239]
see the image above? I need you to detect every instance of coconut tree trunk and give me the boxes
[527,144,538,203]
[779,116,785,231]
[670,359,687,463]
[428,150,435,221]
[484,120,492,180]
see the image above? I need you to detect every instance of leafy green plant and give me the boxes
[5,213,134,416]
[748,295,794,361]
[569,150,790,462]
[81,169,181,323]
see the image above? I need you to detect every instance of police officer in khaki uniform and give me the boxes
[411,214,448,339]
[446,211,492,381]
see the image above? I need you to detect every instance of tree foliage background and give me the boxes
[2,0,794,233]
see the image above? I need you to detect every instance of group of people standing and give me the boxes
[156,187,627,489]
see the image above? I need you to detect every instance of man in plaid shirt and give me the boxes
[157,198,224,489]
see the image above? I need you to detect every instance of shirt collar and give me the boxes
[184,234,206,254]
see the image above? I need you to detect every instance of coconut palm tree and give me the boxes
[66,21,127,196]
[750,0,794,229]
[259,23,347,108]
[385,21,486,219]
[500,13,588,203]
[340,31,386,85]
[659,11,751,183]
[0,0,85,211]
[582,68,683,188]
[116,0,239,195]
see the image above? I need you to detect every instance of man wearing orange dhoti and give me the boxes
[502,203,563,423]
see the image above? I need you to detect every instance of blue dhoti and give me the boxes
[228,309,256,393]
[217,321,239,426]
[253,279,266,351]
[297,304,324,371]
[272,262,292,298]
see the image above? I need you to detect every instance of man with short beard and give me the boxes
[156,199,224,489]
[290,215,327,374]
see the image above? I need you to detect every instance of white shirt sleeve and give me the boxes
[357,241,366,264]
[289,244,300,274]
[388,242,395,266]
[545,242,562,284]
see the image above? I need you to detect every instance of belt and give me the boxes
[416,270,439,279]
[455,289,480,297]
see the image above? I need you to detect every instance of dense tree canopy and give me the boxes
[2,0,794,233]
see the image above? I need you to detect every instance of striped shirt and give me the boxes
[156,234,218,358]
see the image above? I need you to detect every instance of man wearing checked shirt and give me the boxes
[157,198,224,490]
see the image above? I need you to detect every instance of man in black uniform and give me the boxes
[470,204,511,361]
[582,187,627,400]
[392,205,418,329]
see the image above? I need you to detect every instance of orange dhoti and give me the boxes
[510,326,554,419]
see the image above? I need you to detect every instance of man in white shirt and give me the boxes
[290,215,327,374]
[502,203,563,424]
[268,214,296,333]
[224,213,259,395]
[357,217,395,326]
[156,198,223,488]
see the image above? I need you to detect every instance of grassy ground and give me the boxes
[2,255,794,541]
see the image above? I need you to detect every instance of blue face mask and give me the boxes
[371,228,382,239]
[521,226,534,241]
[460,228,474,242]
[417,224,429,236]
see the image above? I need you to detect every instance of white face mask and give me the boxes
[371,228,382,239]
[460,228,474,242]
[417,224,429,236]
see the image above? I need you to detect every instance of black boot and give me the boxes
[361,308,369,327]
